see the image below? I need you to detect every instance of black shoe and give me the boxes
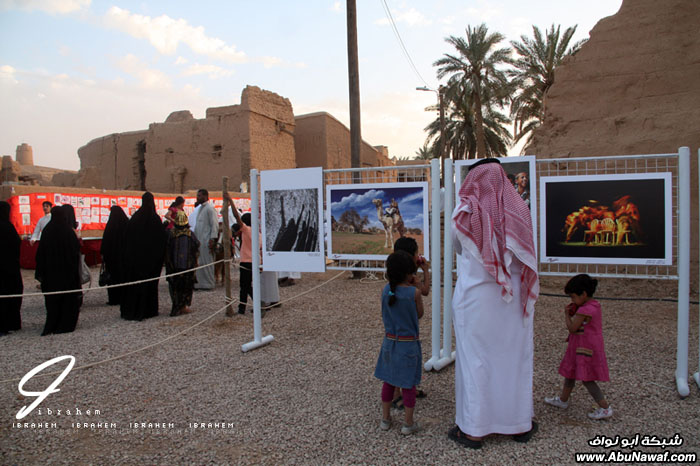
[237,307,246,315]
[448,426,482,449]
[512,421,538,443]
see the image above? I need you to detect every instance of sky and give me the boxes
[330,186,425,230]
[0,0,623,171]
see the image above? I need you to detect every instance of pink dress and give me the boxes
[558,299,610,382]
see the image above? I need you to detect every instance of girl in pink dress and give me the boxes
[545,274,612,420]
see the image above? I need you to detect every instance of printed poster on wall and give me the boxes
[260,167,325,272]
[539,173,672,265]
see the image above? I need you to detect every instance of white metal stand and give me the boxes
[241,169,274,352]
[675,147,690,396]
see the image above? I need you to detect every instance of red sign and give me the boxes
[6,193,251,237]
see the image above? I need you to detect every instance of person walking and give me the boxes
[165,211,200,316]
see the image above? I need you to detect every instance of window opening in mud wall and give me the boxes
[137,140,147,190]
[212,144,222,160]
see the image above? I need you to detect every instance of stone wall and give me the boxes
[77,86,296,193]
[295,112,395,183]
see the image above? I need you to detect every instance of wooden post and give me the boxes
[222,177,234,316]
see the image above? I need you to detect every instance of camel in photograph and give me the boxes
[372,198,406,248]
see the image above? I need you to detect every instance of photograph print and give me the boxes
[327,182,429,261]
[539,173,672,265]
[260,167,325,272]
[455,156,537,250]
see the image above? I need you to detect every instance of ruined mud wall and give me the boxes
[525,0,700,282]
[77,86,296,193]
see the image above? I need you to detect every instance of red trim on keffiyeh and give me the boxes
[453,161,539,315]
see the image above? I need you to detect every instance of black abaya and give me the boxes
[120,192,166,321]
[36,206,82,335]
[0,201,23,333]
[101,206,128,305]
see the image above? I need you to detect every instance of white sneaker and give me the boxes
[401,422,421,435]
[588,406,613,420]
[380,418,391,431]
[544,396,569,409]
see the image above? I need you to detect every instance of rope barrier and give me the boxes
[1,266,352,383]
[0,297,239,384]
[0,259,235,299]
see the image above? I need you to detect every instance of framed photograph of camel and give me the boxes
[326,182,429,261]
[539,173,672,265]
[455,156,538,254]
[260,167,325,272]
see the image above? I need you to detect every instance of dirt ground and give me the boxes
[1,267,699,465]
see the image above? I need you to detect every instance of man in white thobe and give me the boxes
[449,159,539,449]
[194,189,219,290]
[30,201,52,243]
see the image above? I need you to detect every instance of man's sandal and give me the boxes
[448,425,483,449]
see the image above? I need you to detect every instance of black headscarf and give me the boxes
[0,201,23,332]
[123,192,166,280]
[101,206,128,259]
[61,204,78,230]
[35,205,81,292]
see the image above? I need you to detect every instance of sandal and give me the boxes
[416,389,427,399]
[512,421,538,443]
[391,396,404,410]
[448,425,483,449]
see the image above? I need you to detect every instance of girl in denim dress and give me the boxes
[374,251,424,435]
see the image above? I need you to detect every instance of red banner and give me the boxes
[6,193,251,237]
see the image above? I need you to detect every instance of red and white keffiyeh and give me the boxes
[452,161,539,315]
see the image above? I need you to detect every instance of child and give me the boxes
[545,274,612,419]
[393,237,430,297]
[391,237,429,409]
[374,251,424,435]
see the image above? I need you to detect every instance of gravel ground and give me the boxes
[1,266,699,465]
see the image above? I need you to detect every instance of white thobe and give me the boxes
[31,214,51,241]
[194,202,219,289]
[452,249,534,437]
[260,271,279,303]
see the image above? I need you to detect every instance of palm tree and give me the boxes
[424,76,511,159]
[434,24,513,158]
[414,143,434,160]
[509,24,586,145]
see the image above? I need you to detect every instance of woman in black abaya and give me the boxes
[36,206,82,335]
[101,206,128,305]
[0,201,23,335]
[120,192,166,321]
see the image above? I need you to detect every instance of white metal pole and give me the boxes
[676,147,690,397]
[435,158,455,371]
[696,149,700,390]
[425,158,442,371]
[242,169,274,352]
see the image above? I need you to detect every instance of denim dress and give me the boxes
[374,284,422,389]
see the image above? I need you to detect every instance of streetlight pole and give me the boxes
[417,86,446,187]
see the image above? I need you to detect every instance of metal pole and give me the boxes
[347,0,361,183]
[424,158,442,371]
[435,158,455,370]
[676,146,690,397]
[695,148,700,390]
[242,169,274,352]
[438,86,446,187]
[222,177,233,317]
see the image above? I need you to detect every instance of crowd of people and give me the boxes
[1,166,612,450]
[0,188,269,336]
